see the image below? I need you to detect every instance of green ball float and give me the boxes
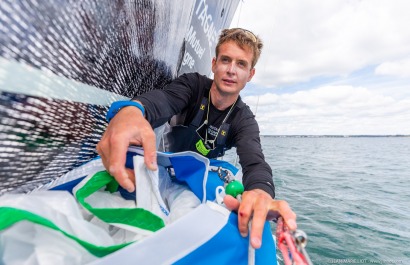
[225,180,244,198]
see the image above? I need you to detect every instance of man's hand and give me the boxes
[224,189,297,249]
[96,104,157,192]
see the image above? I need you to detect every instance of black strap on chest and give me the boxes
[190,95,209,128]
[189,88,243,147]
[215,99,244,146]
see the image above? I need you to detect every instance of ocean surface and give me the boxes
[225,136,410,265]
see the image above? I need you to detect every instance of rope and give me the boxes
[275,217,313,265]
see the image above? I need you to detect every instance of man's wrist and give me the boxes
[247,183,275,199]
[106,100,145,123]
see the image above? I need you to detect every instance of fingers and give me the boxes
[223,195,240,211]
[249,199,297,249]
[237,190,271,248]
[140,125,157,171]
[249,197,269,249]
[234,189,298,249]
[269,200,297,230]
[125,168,136,186]
[225,192,264,248]
[97,105,156,192]
[237,192,254,237]
[106,134,135,192]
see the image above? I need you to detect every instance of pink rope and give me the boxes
[276,217,310,265]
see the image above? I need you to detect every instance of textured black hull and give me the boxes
[0,0,239,194]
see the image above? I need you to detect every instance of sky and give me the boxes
[230,0,410,135]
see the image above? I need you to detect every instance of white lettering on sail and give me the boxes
[195,0,218,48]
[182,51,195,69]
[186,26,205,59]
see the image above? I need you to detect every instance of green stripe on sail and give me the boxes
[75,170,165,232]
[0,207,130,257]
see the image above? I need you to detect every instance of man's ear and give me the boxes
[211,57,217,74]
[248,68,255,82]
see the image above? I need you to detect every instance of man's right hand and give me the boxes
[96,103,157,192]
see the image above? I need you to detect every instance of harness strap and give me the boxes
[190,96,209,128]
[189,89,246,147]
[215,99,245,146]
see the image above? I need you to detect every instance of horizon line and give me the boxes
[260,134,410,137]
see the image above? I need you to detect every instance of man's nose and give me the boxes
[226,62,236,73]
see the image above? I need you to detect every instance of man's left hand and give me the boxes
[223,189,297,249]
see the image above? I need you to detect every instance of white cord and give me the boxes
[248,220,255,265]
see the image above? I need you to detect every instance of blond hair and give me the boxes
[215,28,263,68]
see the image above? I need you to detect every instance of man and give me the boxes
[97,28,297,249]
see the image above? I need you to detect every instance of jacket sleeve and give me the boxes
[232,108,275,198]
[133,73,198,128]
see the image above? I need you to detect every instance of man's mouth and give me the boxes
[222,78,235,84]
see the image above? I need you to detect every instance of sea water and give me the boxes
[225,136,410,265]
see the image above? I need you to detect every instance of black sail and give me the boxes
[0,0,239,194]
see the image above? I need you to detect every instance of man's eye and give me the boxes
[238,61,247,68]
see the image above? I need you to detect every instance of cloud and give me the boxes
[231,1,410,135]
[232,0,410,87]
[375,58,410,78]
[244,85,410,135]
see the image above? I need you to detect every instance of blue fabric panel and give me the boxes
[50,176,86,194]
[51,175,136,201]
[125,151,137,169]
[206,171,224,201]
[118,186,136,200]
[209,159,239,175]
[175,212,277,265]
[170,156,238,202]
[256,220,277,264]
[206,159,239,201]
[50,156,103,193]
[170,156,207,201]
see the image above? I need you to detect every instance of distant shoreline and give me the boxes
[261,135,410,138]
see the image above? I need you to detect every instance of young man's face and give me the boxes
[212,41,255,96]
